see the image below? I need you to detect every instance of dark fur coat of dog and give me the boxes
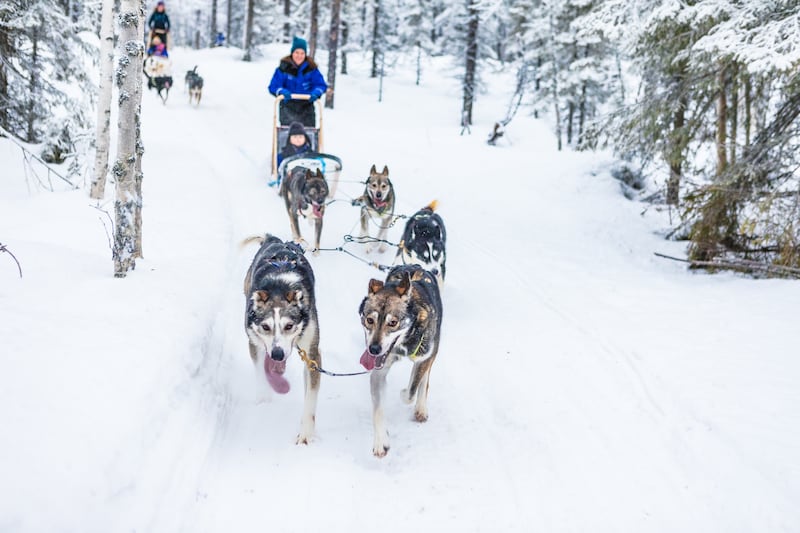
[280,167,329,253]
[185,66,204,106]
[395,201,447,287]
[358,264,443,457]
[243,235,322,444]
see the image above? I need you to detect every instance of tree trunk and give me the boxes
[370,0,380,78]
[90,0,116,200]
[566,101,574,145]
[194,9,201,49]
[578,81,587,146]
[133,2,145,259]
[729,62,738,165]
[415,43,421,86]
[309,0,319,58]
[113,0,144,277]
[243,0,255,61]
[325,0,341,109]
[667,94,687,206]
[548,14,560,150]
[283,0,290,42]
[0,14,12,132]
[716,63,728,178]
[461,0,479,126]
[210,0,218,47]
[227,0,233,46]
[341,20,349,75]
[27,23,40,143]
[744,73,752,148]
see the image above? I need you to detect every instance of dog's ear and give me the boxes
[252,290,269,308]
[417,308,428,323]
[410,268,425,282]
[285,290,304,303]
[315,169,324,179]
[369,164,377,175]
[381,165,389,176]
[394,272,411,297]
[368,279,384,295]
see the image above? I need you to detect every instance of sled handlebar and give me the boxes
[277,93,311,101]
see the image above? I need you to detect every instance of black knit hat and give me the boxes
[288,122,305,136]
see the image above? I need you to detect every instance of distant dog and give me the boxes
[243,234,321,444]
[185,66,204,106]
[358,264,443,457]
[353,165,395,254]
[395,201,447,288]
[280,167,329,253]
[143,56,173,104]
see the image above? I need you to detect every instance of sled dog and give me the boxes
[281,166,329,253]
[185,66,204,106]
[143,56,173,104]
[395,202,447,288]
[358,264,443,457]
[353,165,395,254]
[243,234,321,444]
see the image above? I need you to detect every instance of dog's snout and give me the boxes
[376,192,382,199]
[369,343,382,356]
[271,347,285,361]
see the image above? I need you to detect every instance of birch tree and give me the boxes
[112,0,144,277]
[90,0,116,200]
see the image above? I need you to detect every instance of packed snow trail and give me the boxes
[1,45,798,533]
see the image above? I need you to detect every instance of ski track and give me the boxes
[136,47,797,532]
[4,46,796,532]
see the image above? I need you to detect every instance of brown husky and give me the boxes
[281,167,329,253]
[353,165,395,253]
[358,264,443,457]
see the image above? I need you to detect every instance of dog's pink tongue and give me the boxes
[360,350,376,371]
[264,358,290,394]
[312,203,323,218]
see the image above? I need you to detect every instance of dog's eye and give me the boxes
[261,324,271,332]
[365,317,375,326]
[284,323,294,332]
[387,319,398,328]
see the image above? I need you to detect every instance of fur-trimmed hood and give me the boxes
[278,56,320,74]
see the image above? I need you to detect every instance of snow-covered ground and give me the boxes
[1,44,798,533]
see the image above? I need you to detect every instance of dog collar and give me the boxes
[408,335,425,361]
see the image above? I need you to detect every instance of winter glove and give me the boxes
[309,91,322,102]
[278,89,291,100]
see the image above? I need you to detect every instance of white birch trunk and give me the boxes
[113,0,144,277]
[89,0,116,200]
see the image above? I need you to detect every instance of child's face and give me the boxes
[289,134,306,147]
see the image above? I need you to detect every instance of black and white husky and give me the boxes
[353,165,395,254]
[243,235,321,444]
[395,201,447,288]
[358,264,443,457]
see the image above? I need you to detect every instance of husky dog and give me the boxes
[143,56,173,104]
[395,201,447,288]
[358,264,443,457]
[243,235,322,444]
[353,165,395,254]
[185,66,204,106]
[280,167,329,253]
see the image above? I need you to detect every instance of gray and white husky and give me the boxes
[353,165,395,253]
[243,234,321,444]
[358,264,443,457]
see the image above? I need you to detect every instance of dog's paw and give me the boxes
[414,409,429,423]
[296,431,314,445]
[372,441,390,458]
[400,388,414,404]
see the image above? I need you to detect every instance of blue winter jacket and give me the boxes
[268,57,327,100]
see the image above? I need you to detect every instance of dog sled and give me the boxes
[143,55,173,104]
[270,94,341,197]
